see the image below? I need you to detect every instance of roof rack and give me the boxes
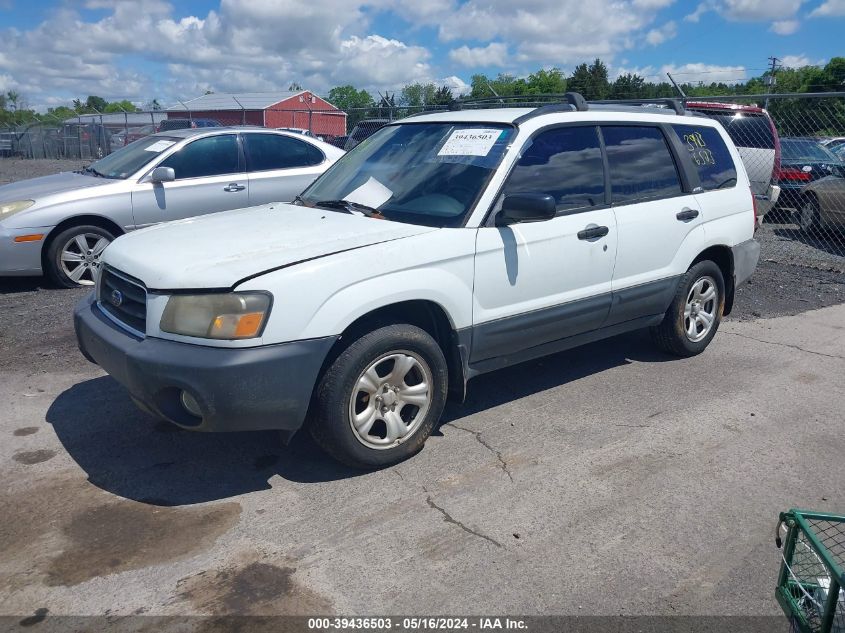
[590,98,685,115]
[408,92,688,124]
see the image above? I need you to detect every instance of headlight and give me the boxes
[0,200,35,218]
[160,292,272,340]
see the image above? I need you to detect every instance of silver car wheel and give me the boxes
[684,275,718,343]
[348,350,433,450]
[60,232,111,286]
[799,200,818,232]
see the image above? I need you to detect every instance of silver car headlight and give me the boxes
[160,292,272,340]
[0,200,35,219]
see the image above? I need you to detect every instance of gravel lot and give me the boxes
[1,159,845,625]
[0,158,85,185]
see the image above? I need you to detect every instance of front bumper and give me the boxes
[74,293,338,432]
[732,238,760,288]
[0,224,52,276]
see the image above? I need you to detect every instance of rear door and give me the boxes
[130,133,248,226]
[243,132,328,204]
[602,125,702,326]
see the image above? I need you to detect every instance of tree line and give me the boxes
[2,57,843,130]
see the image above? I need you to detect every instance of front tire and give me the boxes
[45,224,114,288]
[650,260,725,357]
[309,324,448,469]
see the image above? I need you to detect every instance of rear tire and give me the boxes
[650,260,725,357]
[308,324,448,469]
[45,224,114,288]
[798,197,820,234]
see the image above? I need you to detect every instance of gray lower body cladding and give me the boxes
[74,293,337,432]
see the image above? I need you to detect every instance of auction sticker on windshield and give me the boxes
[438,129,504,157]
[144,140,176,152]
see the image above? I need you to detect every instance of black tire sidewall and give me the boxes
[670,261,725,355]
[46,224,114,288]
[310,324,448,469]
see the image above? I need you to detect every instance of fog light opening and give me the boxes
[180,390,203,418]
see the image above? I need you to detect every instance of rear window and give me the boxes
[671,124,738,191]
[689,110,775,150]
[781,139,838,162]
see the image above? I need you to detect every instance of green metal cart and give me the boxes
[776,509,845,633]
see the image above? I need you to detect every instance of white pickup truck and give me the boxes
[75,94,760,468]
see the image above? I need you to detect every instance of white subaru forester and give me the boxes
[75,94,760,468]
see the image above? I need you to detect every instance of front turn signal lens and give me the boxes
[160,292,271,340]
[14,234,45,243]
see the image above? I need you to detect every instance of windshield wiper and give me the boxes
[314,199,379,217]
[83,165,107,178]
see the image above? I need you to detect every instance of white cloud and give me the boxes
[645,21,677,45]
[661,62,748,84]
[810,0,845,16]
[684,3,710,21]
[770,19,800,33]
[448,43,509,68]
[421,0,676,64]
[440,75,470,96]
[0,0,436,107]
[780,54,813,67]
[718,0,804,20]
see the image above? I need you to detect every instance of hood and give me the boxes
[0,171,111,204]
[102,203,438,289]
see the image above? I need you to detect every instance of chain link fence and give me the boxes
[2,93,844,271]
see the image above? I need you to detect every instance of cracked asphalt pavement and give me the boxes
[3,271,844,619]
[1,160,844,619]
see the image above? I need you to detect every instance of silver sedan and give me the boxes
[0,127,344,286]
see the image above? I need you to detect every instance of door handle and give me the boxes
[577,225,609,240]
[676,208,700,222]
[223,183,246,192]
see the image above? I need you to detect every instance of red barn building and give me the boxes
[166,91,346,136]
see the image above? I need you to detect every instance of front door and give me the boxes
[131,133,247,227]
[472,125,617,363]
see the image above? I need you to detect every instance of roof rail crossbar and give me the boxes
[512,92,589,125]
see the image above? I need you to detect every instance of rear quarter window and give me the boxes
[689,110,775,150]
[671,124,738,191]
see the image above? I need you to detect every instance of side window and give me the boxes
[502,126,605,213]
[159,135,240,179]
[671,124,738,191]
[244,134,324,172]
[601,126,682,204]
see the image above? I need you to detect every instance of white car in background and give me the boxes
[0,127,343,286]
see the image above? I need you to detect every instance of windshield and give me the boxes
[301,122,513,227]
[781,139,838,162]
[86,135,181,179]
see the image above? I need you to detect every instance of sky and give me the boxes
[0,0,842,111]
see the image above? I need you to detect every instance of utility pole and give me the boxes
[765,56,780,109]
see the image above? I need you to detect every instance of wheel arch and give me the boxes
[690,244,734,315]
[42,214,125,265]
[316,299,468,404]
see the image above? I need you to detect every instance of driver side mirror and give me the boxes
[497,193,557,225]
[150,166,175,184]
